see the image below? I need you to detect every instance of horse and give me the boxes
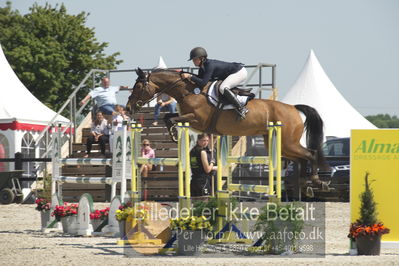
[126,68,330,190]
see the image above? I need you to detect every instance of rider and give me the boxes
[181,47,248,120]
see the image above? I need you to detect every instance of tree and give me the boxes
[366,114,399,128]
[0,2,122,111]
[358,173,377,226]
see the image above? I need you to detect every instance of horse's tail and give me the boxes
[294,104,326,166]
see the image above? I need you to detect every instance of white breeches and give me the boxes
[219,67,248,94]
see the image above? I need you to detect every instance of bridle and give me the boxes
[133,71,183,110]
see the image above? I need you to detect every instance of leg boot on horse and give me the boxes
[311,175,331,191]
[295,150,331,197]
[307,149,331,192]
[222,88,248,120]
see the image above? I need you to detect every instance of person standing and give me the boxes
[190,133,217,197]
[79,77,128,116]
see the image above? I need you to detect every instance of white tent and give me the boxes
[156,56,167,69]
[145,56,169,107]
[0,44,68,170]
[281,50,376,139]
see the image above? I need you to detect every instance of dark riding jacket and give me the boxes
[190,59,244,88]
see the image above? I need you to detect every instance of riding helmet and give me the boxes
[188,47,208,61]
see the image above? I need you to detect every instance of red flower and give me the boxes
[348,221,390,239]
[51,203,79,221]
[35,198,51,212]
[90,207,110,220]
[118,202,132,211]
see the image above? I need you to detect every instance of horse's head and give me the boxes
[126,67,157,115]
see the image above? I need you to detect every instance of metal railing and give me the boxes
[108,64,277,100]
[34,69,108,158]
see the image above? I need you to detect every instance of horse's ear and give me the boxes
[136,67,146,79]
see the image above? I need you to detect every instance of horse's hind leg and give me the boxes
[282,143,327,189]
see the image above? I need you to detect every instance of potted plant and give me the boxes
[348,172,390,255]
[191,197,236,227]
[51,202,79,233]
[35,197,51,228]
[115,202,132,239]
[254,202,305,254]
[90,207,110,232]
[170,215,212,256]
[115,202,152,239]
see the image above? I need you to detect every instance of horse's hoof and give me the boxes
[306,186,314,198]
[321,181,330,191]
[169,124,178,143]
[311,178,331,191]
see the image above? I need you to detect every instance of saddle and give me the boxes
[207,81,255,110]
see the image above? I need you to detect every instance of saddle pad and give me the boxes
[207,81,249,110]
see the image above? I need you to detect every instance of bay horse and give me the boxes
[126,68,329,190]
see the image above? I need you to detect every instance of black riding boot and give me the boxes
[223,88,248,120]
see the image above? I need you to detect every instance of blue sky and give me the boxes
[2,0,399,116]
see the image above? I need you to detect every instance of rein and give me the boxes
[136,73,183,109]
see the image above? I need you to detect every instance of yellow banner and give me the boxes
[351,129,399,241]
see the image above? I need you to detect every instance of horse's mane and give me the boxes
[150,68,192,75]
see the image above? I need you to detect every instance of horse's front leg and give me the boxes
[170,113,199,124]
[166,113,199,142]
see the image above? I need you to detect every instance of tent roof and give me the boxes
[281,50,376,138]
[156,56,167,69]
[0,45,68,129]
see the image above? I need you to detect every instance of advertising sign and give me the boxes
[351,129,399,245]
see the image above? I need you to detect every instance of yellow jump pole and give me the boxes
[184,122,191,199]
[268,122,275,196]
[276,121,282,199]
[119,123,163,246]
[177,123,184,199]
[216,136,222,191]
[215,135,226,234]
[131,124,138,197]
[177,122,191,213]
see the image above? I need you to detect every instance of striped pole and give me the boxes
[59,158,112,165]
[56,176,113,184]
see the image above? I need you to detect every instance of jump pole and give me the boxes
[120,123,191,247]
[210,122,282,244]
[159,122,192,254]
